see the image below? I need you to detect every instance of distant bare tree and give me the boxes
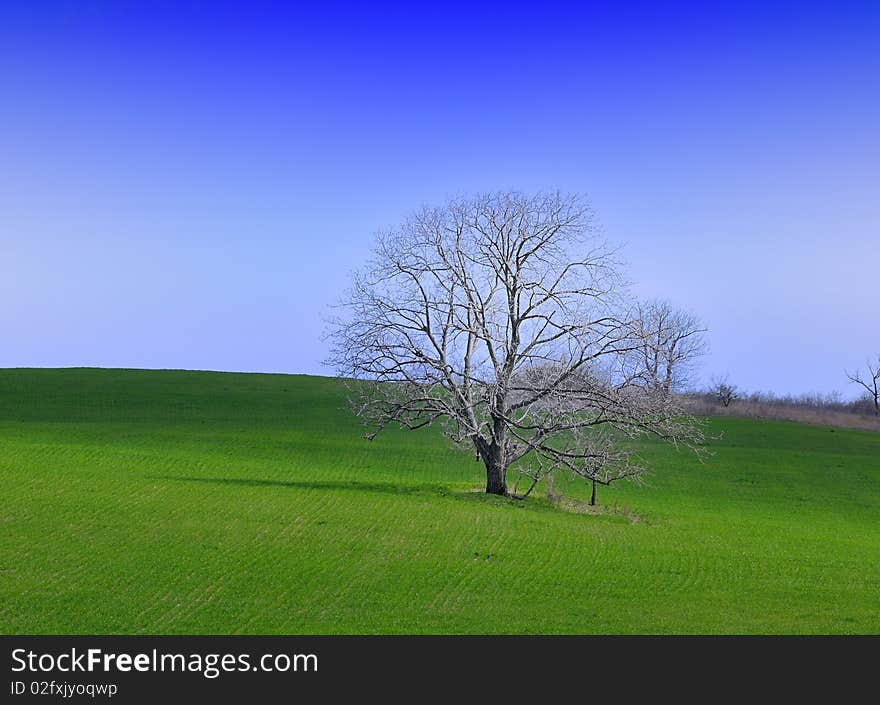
[328,191,706,499]
[710,375,738,407]
[846,356,880,416]
[630,300,708,397]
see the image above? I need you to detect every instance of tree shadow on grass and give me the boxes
[145,475,585,516]
[146,475,454,497]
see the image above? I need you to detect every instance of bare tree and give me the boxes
[846,356,880,416]
[328,192,705,498]
[629,299,708,397]
[709,375,738,407]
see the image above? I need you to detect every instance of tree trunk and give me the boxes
[485,459,507,496]
[483,418,508,496]
[590,478,597,506]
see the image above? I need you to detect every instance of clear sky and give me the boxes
[1,1,877,397]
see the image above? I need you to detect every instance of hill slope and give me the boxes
[1,368,878,633]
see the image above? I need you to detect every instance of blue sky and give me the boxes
[1,1,877,396]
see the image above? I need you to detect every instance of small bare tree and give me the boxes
[630,299,708,397]
[710,375,738,407]
[328,192,705,498]
[846,356,880,416]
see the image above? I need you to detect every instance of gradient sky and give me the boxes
[1,1,877,396]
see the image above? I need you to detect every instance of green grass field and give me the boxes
[1,368,878,634]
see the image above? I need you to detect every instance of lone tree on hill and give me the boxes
[630,299,708,397]
[328,192,706,498]
[846,356,880,416]
[709,375,738,407]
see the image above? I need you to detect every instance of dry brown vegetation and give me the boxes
[685,394,880,433]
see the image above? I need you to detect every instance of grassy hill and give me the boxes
[1,368,878,634]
